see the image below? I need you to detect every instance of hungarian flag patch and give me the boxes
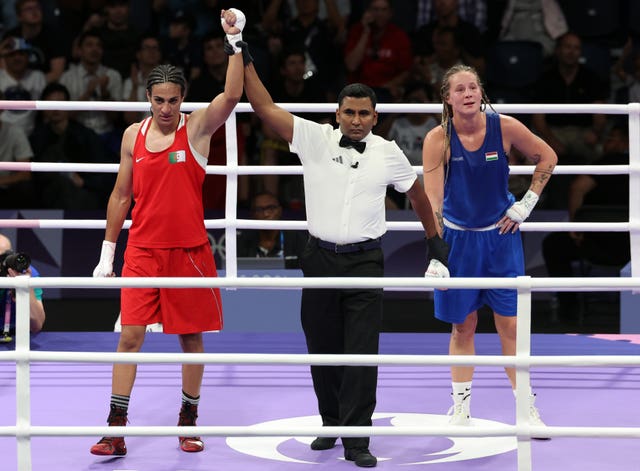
[485,151,498,161]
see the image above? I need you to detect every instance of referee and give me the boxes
[237,42,449,468]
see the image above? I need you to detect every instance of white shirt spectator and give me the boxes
[0,121,33,183]
[0,68,46,136]
[122,70,147,102]
[388,115,438,167]
[59,62,122,135]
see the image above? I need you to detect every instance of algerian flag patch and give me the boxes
[485,151,498,161]
[168,150,186,163]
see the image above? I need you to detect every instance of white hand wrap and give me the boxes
[222,8,246,54]
[93,240,116,277]
[505,189,539,224]
[425,259,450,279]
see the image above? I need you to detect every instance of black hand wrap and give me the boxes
[237,41,253,66]
[426,234,449,267]
[223,38,253,66]
[223,36,235,56]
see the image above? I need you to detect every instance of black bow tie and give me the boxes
[339,135,366,154]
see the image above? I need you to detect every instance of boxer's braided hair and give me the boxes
[146,64,187,96]
[425,65,496,184]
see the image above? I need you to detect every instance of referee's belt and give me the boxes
[313,236,382,253]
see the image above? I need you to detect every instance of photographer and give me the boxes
[0,234,45,334]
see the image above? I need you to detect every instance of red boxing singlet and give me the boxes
[128,113,209,248]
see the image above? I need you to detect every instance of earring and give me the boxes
[480,99,486,112]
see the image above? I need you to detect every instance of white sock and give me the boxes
[512,387,534,398]
[452,381,472,404]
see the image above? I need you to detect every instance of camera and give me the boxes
[0,250,31,277]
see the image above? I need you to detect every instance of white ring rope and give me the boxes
[0,161,634,175]
[0,219,631,232]
[2,349,640,368]
[3,425,640,440]
[0,100,635,114]
[3,275,640,291]
[2,100,640,471]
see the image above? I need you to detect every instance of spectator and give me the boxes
[499,0,568,58]
[228,0,289,87]
[408,50,433,87]
[185,30,227,102]
[613,47,640,104]
[59,29,123,155]
[1,1,19,34]
[3,0,67,83]
[627,53,640,103]
[287,0,350,31]
[542,125,630,322]
[281,0,345,97]
[385,82,438,209]
[344,0,413,103]
[161,9,202,81]
[291,0,349,46]
[0,233,45,334]
[414,0,488,33]
[412,0,486,76]
[427,26,464,98]
[237,191,308,268]
[531,32,609,207]
[0,89,36,209]
[532,32,608,164]
[122,34,163,125]
[96,0,140,80]
[260,47,330,210]
[152,0,220,41]
[29,82,115,209]
[260,0,293,40]
[0,35,46,136]
[610,30,640,100]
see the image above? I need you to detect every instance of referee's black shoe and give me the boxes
[344,447,377,467]
[310,436,337,450]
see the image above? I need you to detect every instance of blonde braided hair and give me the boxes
[425,65,496,179]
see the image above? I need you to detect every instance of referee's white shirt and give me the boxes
[290,115,417,244]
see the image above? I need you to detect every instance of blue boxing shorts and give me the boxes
[434,225,524,324]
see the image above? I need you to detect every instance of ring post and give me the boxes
[14,275,31,471]
[516,275,533,471]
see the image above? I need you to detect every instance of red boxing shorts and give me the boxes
[121,243,223,334]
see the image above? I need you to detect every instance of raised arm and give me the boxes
[243,57,294,143]
[189,9,245,141]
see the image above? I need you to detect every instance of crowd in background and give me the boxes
[0,0,635,216]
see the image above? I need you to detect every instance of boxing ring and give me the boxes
[0,101,639,471]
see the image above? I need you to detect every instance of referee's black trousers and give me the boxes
[300,239,384,450]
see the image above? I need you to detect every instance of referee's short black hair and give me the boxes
[337,83,377,109]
